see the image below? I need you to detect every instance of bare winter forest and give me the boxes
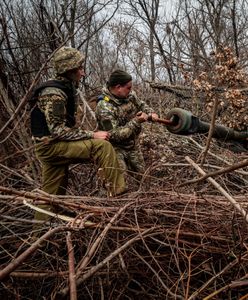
[1,0,248,299]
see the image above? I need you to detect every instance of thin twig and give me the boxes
[57,228,155,298]
[75,201,134,275]
[188,252,248,300]
[199,97,219,165]
[66,231,77,300]
[180,158,248,186]
[185,156,248,223]
[0,226,72,281]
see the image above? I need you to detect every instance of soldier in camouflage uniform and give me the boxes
[95,70,158,176]
[31,47,126,222]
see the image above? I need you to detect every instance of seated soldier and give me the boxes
[95,70,158,177]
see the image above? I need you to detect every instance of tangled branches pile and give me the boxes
[1,184,248,300]
[1,126,248,299]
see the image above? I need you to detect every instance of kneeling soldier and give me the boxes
[30,47,125,222]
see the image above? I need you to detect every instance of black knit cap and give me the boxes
[107,69,132,88]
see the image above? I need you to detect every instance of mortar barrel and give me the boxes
[165,108,248,141]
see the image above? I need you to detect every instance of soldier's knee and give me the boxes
[91,140,115,162]
[97,140,113,153]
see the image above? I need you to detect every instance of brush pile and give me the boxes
[1,127,248,300]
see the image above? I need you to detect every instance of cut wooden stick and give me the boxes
[66,231,77,300]
[180,158,248,186]
[0,226,71,281]
[185,156,248,223]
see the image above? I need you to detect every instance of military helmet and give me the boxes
[53,46,84,74]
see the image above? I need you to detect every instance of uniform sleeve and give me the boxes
[96,101,141,143]
[132,93,155,115]
[140,99,155,114]
[38,94,94,141]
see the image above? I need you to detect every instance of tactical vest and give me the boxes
[30,80,76,137]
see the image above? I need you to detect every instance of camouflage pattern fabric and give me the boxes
[33,77,126,222]
[53,46,84,75]
[95,86,154,172]
[115,147,145,175]
[37,76,93,140]
[95,87,154,149]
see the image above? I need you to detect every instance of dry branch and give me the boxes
[0,226,72,281]
[181,157,248,186]
[66,231,77,300]
[185,156,248,223]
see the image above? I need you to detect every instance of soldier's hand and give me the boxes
[93,131,110,140]
[149,113,159,122]
[135,111,148,123]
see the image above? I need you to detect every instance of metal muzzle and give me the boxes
[165,108,248,142]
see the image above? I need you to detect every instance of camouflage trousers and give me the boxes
[34,139,125,222]
[115,147,145,177]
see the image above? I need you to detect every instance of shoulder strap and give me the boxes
[29,80,71,108]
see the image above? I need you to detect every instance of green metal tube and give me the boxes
[166,108,248,141]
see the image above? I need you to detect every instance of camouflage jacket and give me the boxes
[95,87,154,149]
[36,76,93,141]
